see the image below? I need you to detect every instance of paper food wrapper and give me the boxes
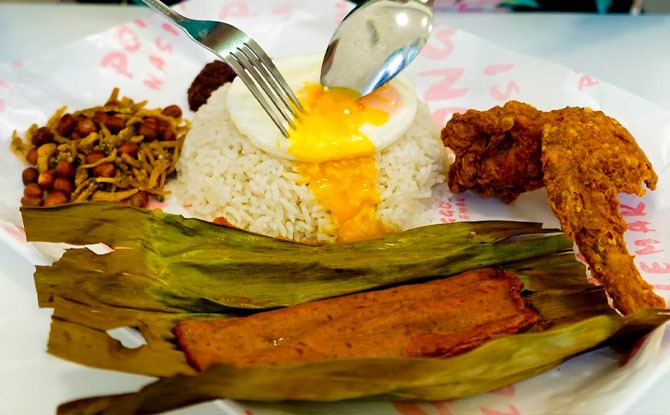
[0,1,669,414]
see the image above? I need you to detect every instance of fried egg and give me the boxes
[225,54,419,243]
[226,53,417,163]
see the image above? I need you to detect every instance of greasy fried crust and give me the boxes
[442,101,553,203]
[442,102,665,314]
[542,107,663,314]
[174,268,539,370]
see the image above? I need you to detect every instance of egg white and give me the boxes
[225,53,418,162]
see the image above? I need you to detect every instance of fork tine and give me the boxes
[138,0,301,138]
[231,47,299,130]
[223,55,291,138]
[238,44,301,123]
[244,40,304,113]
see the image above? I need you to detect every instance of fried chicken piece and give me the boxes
[442,101,554,203]
[541,107,664,314]
[441,102,664,314]
[174,268,539,370]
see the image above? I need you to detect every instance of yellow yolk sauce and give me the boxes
[289,83,392,243]
[296,158,390,242]
[287,84,388,161]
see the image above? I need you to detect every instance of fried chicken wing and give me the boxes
[541,107,663,314]
[441,101,553,203]
[441,102,665,314]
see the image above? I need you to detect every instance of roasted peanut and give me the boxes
[104,115,126,133]
[158,118,170,129]
[137,121,158,141]
[22,167,39,185]
[43,191,68,207]
[37,170,55,190]
[54,160,75,178]
[24,183,44,198]
[92,162,115,178]
[85,150,106,164]
[159,127,176,141]
[92,110,107,125]
[55,113,76,136]
[53,177,75,196]
[117,141,139,156]
[21,196,42,207]
[162,105,182,118]
[26,147,38,165]
[76,118,98,136]
[31,127,54,146]
[128,190,149,208]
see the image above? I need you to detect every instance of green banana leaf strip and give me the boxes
[57,309,670,415]
[43,285,613,380]
[24,203,607,378]
[47,296,200,377]
[22,202,669,414]
[502,251,593,291]
[24,203,574,310]
[41,240,600,380]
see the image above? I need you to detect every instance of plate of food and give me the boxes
[1,1,669,414]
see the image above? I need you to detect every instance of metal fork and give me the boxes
[139,0,303,137]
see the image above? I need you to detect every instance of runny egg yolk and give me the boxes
[287,83,389,161]
[289,83,394,243]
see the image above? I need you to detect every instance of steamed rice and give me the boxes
[169,84,448,244]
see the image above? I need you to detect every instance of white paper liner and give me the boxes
[0,1,668,414]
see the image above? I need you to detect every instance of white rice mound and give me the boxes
[169,84,448,244]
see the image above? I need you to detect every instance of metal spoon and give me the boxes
[320,0,434,96]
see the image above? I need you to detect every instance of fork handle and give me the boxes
[140,0,187,24]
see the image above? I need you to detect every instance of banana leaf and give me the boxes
[47,296,197,377]
[26,202,592,378]
[19,203,669,414]
[24,202,575,311]
[57,309,669,415]
[42,250,607,378]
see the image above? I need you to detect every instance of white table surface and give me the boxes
[1,3,669,415]
[2,3,670,111]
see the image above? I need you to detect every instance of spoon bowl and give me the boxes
[320,0,434,96]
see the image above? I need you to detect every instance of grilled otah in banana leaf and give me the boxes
[18,203,669,415]
[175,268,540,369]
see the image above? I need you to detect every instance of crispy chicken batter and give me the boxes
[442,101,554,203]
[441,103,665,314]
[542,107,663,314]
